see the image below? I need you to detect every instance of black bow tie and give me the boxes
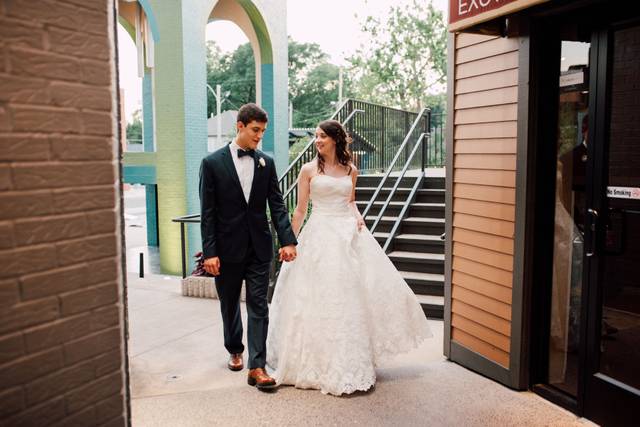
[237,149,255,158]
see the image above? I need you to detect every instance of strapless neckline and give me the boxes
[311,174,351,182]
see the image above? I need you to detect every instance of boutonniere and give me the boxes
[258,157,266,168]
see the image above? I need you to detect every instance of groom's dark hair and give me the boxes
[237,103,268,125]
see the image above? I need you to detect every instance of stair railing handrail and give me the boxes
[383,174,423,253]
[281,108,365,201]
[369,131,427,234]
[361,107,430,220]
[381,130,431,251]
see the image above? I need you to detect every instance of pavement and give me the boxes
[126,274,595,427]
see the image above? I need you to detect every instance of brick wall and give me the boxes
[0,0,127,426]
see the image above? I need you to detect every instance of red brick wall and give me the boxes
[0,0,127,425]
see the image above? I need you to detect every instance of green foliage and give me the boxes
[288,38,329,100]
[424,92,446,116]
[347,0,447,112]
[126,109,143,144]
[206,39,346,127]
[288,39,349,127]
[206,41,256,116]
[288,136,312,163]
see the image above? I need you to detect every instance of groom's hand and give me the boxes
[279,245,297,262]
[204,256,220,276]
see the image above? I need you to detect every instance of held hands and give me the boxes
[279,244,297,262]
[203,256,221,276]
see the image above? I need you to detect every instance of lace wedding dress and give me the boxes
[266,174,432,396]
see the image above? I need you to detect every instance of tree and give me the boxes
[126,109,143,144]
[206,39,346,126]
[348,0,447,112]
[292,63,343,127]
[287,39,328,100]
[206,41,255,117]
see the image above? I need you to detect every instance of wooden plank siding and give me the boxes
[450,32,518,368]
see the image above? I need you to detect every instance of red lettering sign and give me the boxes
[450,0,519,24]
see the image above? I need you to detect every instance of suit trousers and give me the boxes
[214,245,271,369]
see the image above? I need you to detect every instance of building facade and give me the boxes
[0,0,128,425]
[444,1,640,425]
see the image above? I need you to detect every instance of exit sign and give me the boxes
[449,0,549,31]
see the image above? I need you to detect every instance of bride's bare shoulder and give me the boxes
[300,160,317,178]
[302,160,317,173]
[348,162,359,175]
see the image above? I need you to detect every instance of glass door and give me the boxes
[546,36,590,398]
[582,22,640,426]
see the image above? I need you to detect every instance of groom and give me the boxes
[199,103,297,391]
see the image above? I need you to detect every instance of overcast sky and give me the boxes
[118,0,448,121]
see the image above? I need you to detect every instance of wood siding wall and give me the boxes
[450,33,519,368]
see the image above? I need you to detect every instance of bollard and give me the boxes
[139,252,144,278]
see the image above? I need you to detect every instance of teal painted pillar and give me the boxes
[145,185,159,246]
[142,69,159,247]
[147,0,289,274]
[181,3,210,265]
[260,63,274,157]
[149,0,187,274]
[142,69,154,152]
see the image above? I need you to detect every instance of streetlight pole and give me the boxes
[338,67,343,105]
[206,83,223,148]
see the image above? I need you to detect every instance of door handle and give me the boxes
[586,208,598,257]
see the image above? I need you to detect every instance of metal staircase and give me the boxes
[356,174,445,318]
[278,103,446,318]
[174,99,447,321]
[354,108,446,319]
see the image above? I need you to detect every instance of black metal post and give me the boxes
[180,222,186,279]
[381,108,386,171]
[421,133,426,172]
[139,252,144,278]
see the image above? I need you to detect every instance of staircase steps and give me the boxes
[356,201,444,218]
[357,173,446,319]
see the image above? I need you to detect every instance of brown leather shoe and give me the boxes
[228,353,243,371]
[247,368,277,390]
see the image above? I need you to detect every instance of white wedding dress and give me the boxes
[266,174,432,396]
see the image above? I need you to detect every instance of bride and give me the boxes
[266,119,432,396]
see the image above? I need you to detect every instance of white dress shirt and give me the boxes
[229,140,255,203]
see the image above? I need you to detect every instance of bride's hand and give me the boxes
[356,217,365,231]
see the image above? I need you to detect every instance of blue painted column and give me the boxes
[142,69,159,247]
[180,3,210,265]
[145,185,159,246]
[260,63,274,157]
[142,69,155,152]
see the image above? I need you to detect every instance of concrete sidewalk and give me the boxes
[127,274,594,426]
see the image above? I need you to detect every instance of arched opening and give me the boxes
[207,0,280,161]
[204,20,252,152]
[116,15,160,277]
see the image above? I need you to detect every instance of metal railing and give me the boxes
[363,109,441,253]
[428,112,446,168]
[346,100,424,174]
[171,214,202,279]
[369,132,427,235]
[377,133,429,253]
[361,108,430,220]
[279,99,424,213]
[173,102,444,279]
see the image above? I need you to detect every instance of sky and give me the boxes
[118,0,449,121]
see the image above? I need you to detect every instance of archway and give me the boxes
[116,0,287,276]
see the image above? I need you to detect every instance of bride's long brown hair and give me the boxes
[317,120,352,175]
